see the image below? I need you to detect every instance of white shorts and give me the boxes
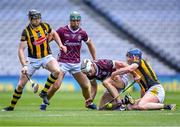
[105,73,134,94]
[59,62,81,74]
[121,73,134,87]
[146,84,165,103]
[27,55,56,76]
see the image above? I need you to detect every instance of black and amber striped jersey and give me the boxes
[21,22,52,59]
[133,59,160,92]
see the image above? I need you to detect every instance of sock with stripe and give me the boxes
[41,73,57,93]
[10,89,23,108]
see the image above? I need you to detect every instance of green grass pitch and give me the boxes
[0,91,179,126]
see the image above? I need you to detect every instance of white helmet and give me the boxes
[81,59,93,73]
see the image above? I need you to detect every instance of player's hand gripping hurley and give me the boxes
[100,81,136,110]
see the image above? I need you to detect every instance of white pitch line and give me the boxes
[0,112,180,118]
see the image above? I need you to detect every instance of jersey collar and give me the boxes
[68,24,80,33]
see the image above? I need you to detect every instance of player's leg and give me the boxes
[126,99,141,110]
[115,74,136,105]
[128,96,175,110]
[136,93,163,110]
[2,74,28,111]
[40,71,65,110]
[68,62,96,109]
[39,56,60,104]
[102,77,122,104]
[73,72,96,109]
[47,62,72,101]
[47,70,65,100]
[41,59,60,93]
[137,94,175,110]
[127,90,161,110]
[137,85,165,110]
[73,72,90,100]
[72,72,90,99]
[127,85,175,110]
[99,91,118,110]
[99,91,112,108]
[2,63,37,111]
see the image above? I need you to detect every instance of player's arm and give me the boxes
[111,63,139,79]
[113,60,128,69]
[18,41,27,66]
[86,38,96,60]
[47,34,54,42]
[50,29,67,53]
[18,41,28,74]
[141,88,145,97]
[114,60,141,81]
[90,79,98,101]
[131,71,141,82]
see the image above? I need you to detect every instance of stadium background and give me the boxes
[0,0,180,92]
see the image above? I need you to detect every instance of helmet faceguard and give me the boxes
[81,59,93,74]
[28,9,41,27]
[28,9,41,20]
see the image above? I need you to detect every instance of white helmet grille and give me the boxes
[81,59,92,73]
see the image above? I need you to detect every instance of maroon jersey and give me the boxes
[56,25,89,63]
[88,59,115,81]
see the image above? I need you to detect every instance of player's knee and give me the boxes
[52,69,60,78]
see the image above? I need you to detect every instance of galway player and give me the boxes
[81,59,136,110]
[40,11,97,110]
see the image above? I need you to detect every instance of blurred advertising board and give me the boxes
[0,74,180,92]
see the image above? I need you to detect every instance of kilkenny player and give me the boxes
[111,48,176,110]
[2,9,67,111]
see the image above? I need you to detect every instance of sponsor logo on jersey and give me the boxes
[33,36,47,45]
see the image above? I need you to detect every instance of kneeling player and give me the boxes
[111,48,176,111]
[81,59,137,110]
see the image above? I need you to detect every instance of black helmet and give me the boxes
[28,9,41,20]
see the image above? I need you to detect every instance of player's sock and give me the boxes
[39,74,57,105]
[42,73,57,93]
[10,89,23,108]
[163,104,176,110]
[122,93,135,105]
